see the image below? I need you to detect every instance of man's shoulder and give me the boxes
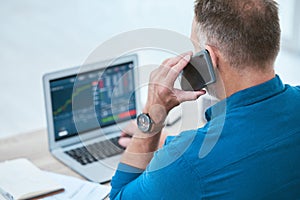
[284,84,300,94]
[280,84,300,109]
[290,84,300,94]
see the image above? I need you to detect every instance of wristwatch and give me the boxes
[137,113,164,133]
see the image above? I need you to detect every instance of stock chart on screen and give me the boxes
[50,62,136,141]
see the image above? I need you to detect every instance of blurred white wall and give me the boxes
[0,0,299,138]
[0,0,194,138]
[275,0,300,85]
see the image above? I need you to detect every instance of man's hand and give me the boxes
[143,52,206,125]
[118,121,136,148]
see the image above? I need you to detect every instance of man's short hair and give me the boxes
[194,0,281,70]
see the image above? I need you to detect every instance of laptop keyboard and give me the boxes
[64,137,125,165]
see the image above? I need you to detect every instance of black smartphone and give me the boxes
[180,50,216,91]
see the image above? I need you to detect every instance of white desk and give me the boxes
[0,129,84,179]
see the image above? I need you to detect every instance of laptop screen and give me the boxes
[50,62,136,141]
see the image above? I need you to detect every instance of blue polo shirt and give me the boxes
[110,75,300,199]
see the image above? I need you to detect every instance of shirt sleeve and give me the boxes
[109,131,201,200]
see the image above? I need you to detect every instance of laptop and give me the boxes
[43,54,140,183]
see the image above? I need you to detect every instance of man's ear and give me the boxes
[205,45,219,69]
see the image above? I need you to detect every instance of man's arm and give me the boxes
[120,52,205,170]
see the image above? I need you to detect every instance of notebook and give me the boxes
[0,159,64,200]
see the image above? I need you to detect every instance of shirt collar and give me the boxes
[205,75,285,121]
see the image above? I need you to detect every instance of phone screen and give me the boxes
[180,50,216,91]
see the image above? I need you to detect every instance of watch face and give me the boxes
[137,113,151,133]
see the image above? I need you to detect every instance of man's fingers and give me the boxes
[166,54,191,83]
[174,89,206,103]
[155,52,193,82]
[145,51,197,115]
[164,52,191,67]
[118,137,132,148]
[173,54,191,74]
[120,131,132,137]
[157,57,180,78]
[161,58,171,65]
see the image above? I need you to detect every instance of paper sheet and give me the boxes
[42,172,111,200]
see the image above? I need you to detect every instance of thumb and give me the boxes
[174,89,206,103]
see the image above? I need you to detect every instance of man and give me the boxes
[110,0,300,199]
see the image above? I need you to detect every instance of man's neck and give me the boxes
[222,67,276,98]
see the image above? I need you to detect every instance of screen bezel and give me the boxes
[43,54,140,150]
